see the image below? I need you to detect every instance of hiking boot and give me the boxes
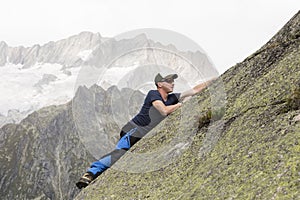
[76,172,94,189]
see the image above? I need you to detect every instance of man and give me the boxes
[76,73,215,189]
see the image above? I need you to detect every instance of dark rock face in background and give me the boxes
[0,85,144,200]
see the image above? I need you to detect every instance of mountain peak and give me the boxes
[0,32,103,68]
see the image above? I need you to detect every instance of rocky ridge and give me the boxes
[0,31,102,68]
[0,30,214,128]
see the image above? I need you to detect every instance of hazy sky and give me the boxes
[0,0,299,73]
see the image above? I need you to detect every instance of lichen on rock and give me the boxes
[75,11,300,200]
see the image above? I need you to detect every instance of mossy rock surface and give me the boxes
[75,11,300,200]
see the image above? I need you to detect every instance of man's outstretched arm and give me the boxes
[179,77,217,102]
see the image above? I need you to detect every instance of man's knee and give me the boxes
[117,127,145,149]
[120,130,126,138]
[110,149,127,165]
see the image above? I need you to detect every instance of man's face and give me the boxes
[159,78,174,93]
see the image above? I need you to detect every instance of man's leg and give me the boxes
[76,128,142,189]
[75,148,126,189]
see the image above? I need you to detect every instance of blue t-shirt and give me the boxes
[132,90,180,128]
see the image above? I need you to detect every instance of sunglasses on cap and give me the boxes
[162,78,174,83]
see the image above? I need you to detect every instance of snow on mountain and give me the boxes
[0,32,103,127]
[0,62,80,116]
[97,64,140,90]
[77,49,93,61]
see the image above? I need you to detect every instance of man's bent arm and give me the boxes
[152,100,182,116]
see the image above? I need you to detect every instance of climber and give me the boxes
[76,73,216,189]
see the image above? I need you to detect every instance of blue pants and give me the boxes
[87,127,144,177]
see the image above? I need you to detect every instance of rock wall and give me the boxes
[75,11,300,200]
